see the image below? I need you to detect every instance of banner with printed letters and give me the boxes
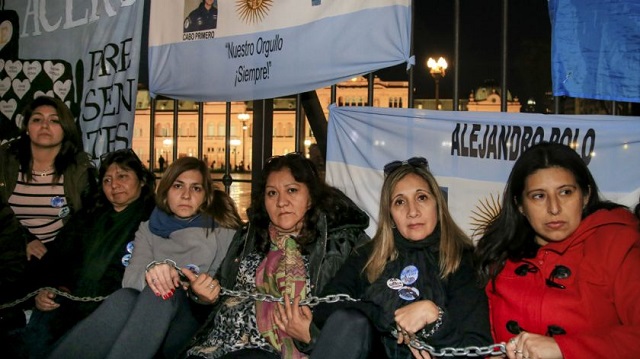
[0,0,144,159]
[325,105,640,237]
[148,0,412,102]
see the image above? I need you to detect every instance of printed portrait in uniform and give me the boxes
[184,0,218,33]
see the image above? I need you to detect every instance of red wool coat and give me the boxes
[487,208,640,359]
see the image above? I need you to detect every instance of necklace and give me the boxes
[32,165,54,177]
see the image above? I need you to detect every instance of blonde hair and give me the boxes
[364,165,472,282]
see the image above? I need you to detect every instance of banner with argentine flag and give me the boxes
[148,0,411,102]
[325,105,640,238]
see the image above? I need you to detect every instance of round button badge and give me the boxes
[185,263,201,274]
[400,265,419,285]
[58,207,70,218]
[398,286,420,301]
[387,278,404,290]
[121,253,132,267]
[51,196,66,208]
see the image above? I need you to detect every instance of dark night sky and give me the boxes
[140,1,552,105]
[378,0,552,105]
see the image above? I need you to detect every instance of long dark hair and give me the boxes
[475,142,622,286]
[248,153,347,253]
[96,149,156,211]
[10,96,84,182]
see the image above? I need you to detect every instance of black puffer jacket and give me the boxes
[187,191,371,355]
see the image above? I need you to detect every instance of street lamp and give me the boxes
[427,57,448,110]
[237,113,250,171]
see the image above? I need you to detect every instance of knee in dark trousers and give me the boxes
[312,308,373,359]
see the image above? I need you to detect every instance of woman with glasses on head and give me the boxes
[0,96,96,336]
[21,148,156,358]
[184,152,371,359]
[49,157,242,359]
[312,157,491,359]
[475,142,640,359]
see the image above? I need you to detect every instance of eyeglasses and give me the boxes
[266,152,305,164]
[383,156,429,176]
[99,148,139,164]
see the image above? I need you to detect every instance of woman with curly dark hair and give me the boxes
[185,152,371,359]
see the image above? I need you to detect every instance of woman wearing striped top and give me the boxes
[0,96,96,309]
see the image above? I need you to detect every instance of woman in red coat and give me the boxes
[476,142,640,359]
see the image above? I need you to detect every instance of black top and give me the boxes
[314,233,492,351]
[40,195,154,336]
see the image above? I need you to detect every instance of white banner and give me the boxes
[0,0,144,159]
[326,105,640,238]
[148,0,411,101]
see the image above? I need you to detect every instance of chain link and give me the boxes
[0,287,358,310]
[391,329,506,357]
[219,288,359,307]
[0,287,107,310]
[0,287,506,357]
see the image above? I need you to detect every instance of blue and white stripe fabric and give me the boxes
[148,0,411,101]
[326,105,640,237]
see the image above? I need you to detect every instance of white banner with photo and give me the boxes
[325,105,640,237]
[148,0,411,101]
[0,0,144,159]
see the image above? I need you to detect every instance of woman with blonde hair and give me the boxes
[313,157,491,359]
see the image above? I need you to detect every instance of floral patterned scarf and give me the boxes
[255,224,308,359]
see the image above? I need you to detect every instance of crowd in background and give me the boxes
[0,96,639,359]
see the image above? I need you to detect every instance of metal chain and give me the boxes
[0,287,107,310]
[391,329,506,357]
[219,288,359,307]
[0,287,507,357]
[220,289,506,357]
[0,287,358,310]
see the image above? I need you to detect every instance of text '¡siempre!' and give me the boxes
[226,34,284,59]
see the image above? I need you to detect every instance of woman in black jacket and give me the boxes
[184,153,371,359]
[312,157,492,359]
[22,148,156,358]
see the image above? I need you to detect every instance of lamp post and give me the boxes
[237,113,250,171]
[427,57,448,110]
